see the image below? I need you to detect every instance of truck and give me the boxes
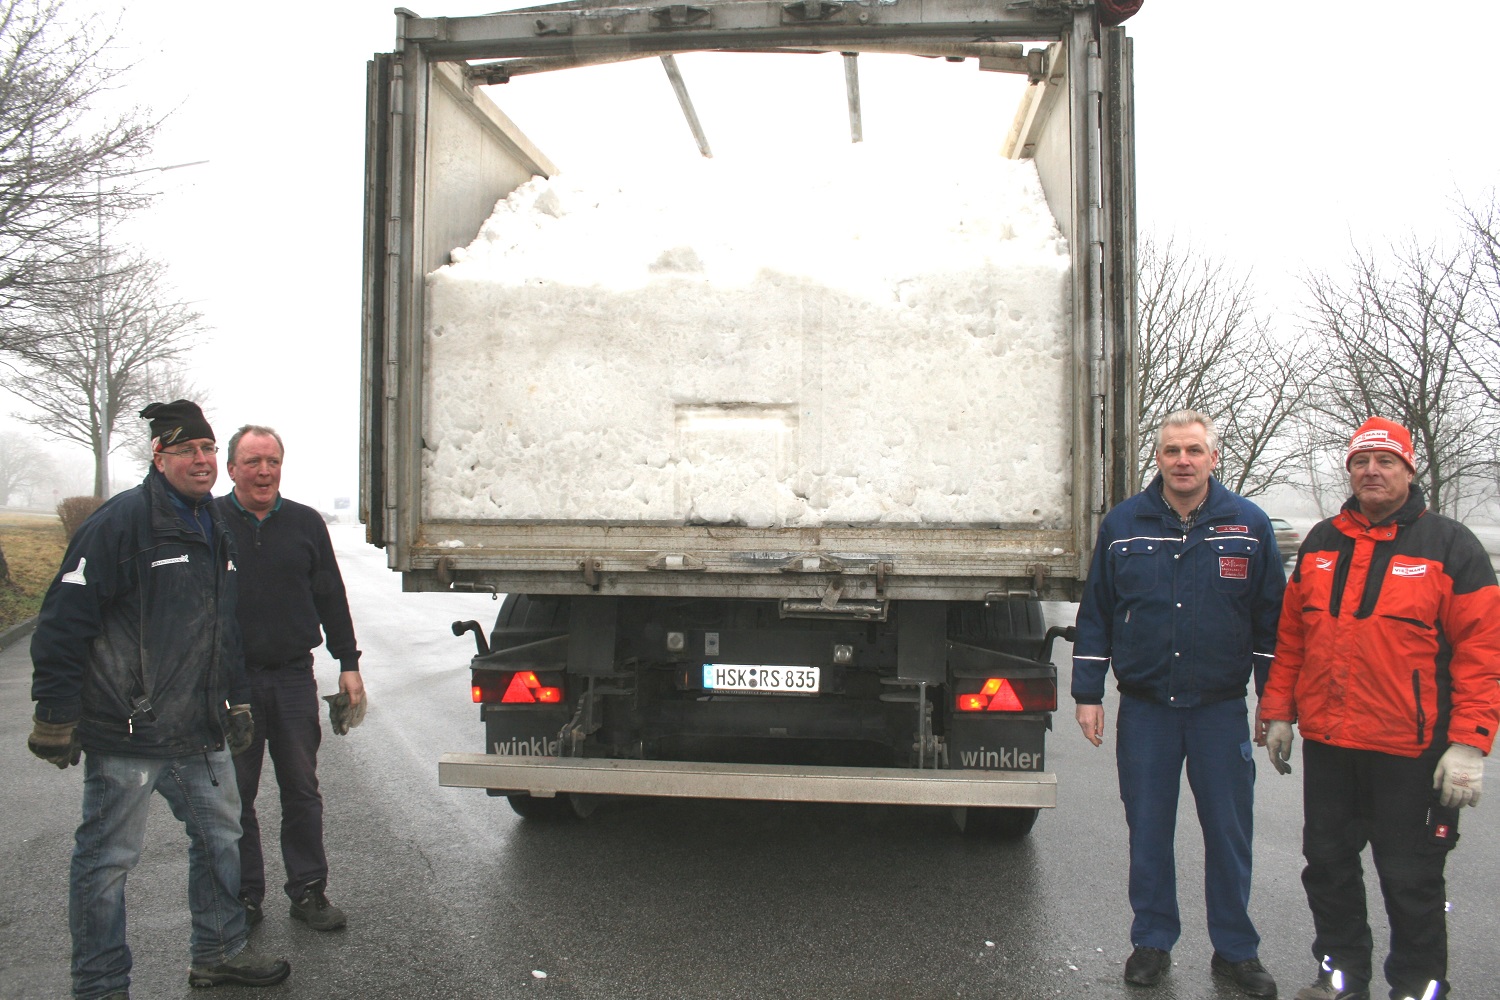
[361,0,1137,837]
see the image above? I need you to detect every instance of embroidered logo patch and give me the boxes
[1219,556,1249,580]
[1391,562,1428,578]
[61,558,87,586]
[1214,524,1250,533]
[1316,556,1336,572]
[151,554,189,569]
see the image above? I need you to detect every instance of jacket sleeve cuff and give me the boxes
[34,701,81,725]
[1071,694,1103,705]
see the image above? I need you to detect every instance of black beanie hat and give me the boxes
[140,400,215,448]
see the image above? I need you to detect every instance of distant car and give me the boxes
[1269,518,1301,563]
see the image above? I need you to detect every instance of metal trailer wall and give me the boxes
[361,1,1136,604]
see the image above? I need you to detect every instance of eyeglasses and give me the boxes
[160,444,219,459]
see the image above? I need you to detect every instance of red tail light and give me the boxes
[472,670,563,705]
[955,676,1056,712]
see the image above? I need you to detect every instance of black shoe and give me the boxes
[239,891,263,928]
[290,882,347,931]
[1212,953,1279,998]
[1293,969,1338,1000]
[187,947,291,988]
[1124,946,1171,987]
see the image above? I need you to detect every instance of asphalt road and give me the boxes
[2,525,1497,999]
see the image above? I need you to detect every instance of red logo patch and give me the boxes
[1214,524,1250,533]
[1219,556,1249,580]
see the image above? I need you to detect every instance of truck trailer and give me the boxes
[361,0,1137,836]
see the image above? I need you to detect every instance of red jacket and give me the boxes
[1261,488,1500,758]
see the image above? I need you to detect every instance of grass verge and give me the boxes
[0,511,66,635]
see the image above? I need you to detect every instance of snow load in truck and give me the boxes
[424,147,1071,529]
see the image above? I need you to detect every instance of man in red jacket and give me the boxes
[1262,417,1500,1000]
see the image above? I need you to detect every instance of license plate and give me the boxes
[702,664,820,693]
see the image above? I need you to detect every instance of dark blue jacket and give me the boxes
[214,493,360,672]
[1072,475,1285,708]
[30,470,247,756]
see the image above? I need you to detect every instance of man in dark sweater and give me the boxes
[217,424,364,932]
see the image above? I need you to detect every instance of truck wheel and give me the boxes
[952,805,1039,839]
[506,793,581,821]
[948,597,1047,659]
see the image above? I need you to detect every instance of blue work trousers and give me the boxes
[1116,694,1260,960]
[69,747,246,999]
[234,664,328,903]
[1300,739,1455,1000]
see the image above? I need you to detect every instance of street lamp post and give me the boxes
[92,159,208,497]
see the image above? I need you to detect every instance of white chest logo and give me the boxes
[151,554,190,569]
[1391,562,1428,578]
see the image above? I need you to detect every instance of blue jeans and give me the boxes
[235,664,328,902]
[1116,695,1260,960]
[69,748,247,999]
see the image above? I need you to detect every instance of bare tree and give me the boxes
[1458,193,1500,402]
[1301,234,1499,518]
[0,426,50,503]
[0,248,206,496]
[0,0,158,334]
[119,365,211,482]
[1136,236,1319,498]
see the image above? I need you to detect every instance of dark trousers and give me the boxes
[233,665,327,903]
[1300,739,1456,1000]
[1116,695,1260,960]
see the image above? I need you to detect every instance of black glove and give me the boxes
[227,704,255,755]
[29,717,81,769]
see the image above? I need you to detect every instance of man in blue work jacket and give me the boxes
[1073,409,1285,997]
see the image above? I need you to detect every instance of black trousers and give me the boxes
[1300,739,1458,1000]
[233,665,328,902]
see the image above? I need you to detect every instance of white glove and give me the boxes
[1433,743,1484,808]
[1265,721,1294,775]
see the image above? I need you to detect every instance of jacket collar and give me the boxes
[1144,473,1238,526]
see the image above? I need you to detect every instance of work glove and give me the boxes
[322,692,367,736]
[227,704,255,756]
[1265,720,1294,775]
[28,716,81,769]
[1433,743,1484,808]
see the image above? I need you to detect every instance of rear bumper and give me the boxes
[438,752,1056,808]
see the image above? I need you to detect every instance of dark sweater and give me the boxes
[215,493,361,672]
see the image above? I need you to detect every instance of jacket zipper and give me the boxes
[1411,670,1426,746]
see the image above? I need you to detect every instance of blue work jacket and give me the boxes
[1072,475,1285,708]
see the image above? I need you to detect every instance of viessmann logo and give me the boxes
[1391,562,1428,578]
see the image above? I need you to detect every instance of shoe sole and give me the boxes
[187,962,291,988]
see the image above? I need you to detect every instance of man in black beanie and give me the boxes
[28,400,292,996]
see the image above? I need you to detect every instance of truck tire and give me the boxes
[506,793,590,821]
[953,805,1040,839]
[490,594,569,648]
[948,597,1047,659]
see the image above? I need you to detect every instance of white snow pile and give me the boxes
[423,143,1071,528]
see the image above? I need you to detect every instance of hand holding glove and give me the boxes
[227,704,255,756]
[1265,720,1294,775]
[322,692,368,736]
[28,716,81,769]
[1433,743,1484,808]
